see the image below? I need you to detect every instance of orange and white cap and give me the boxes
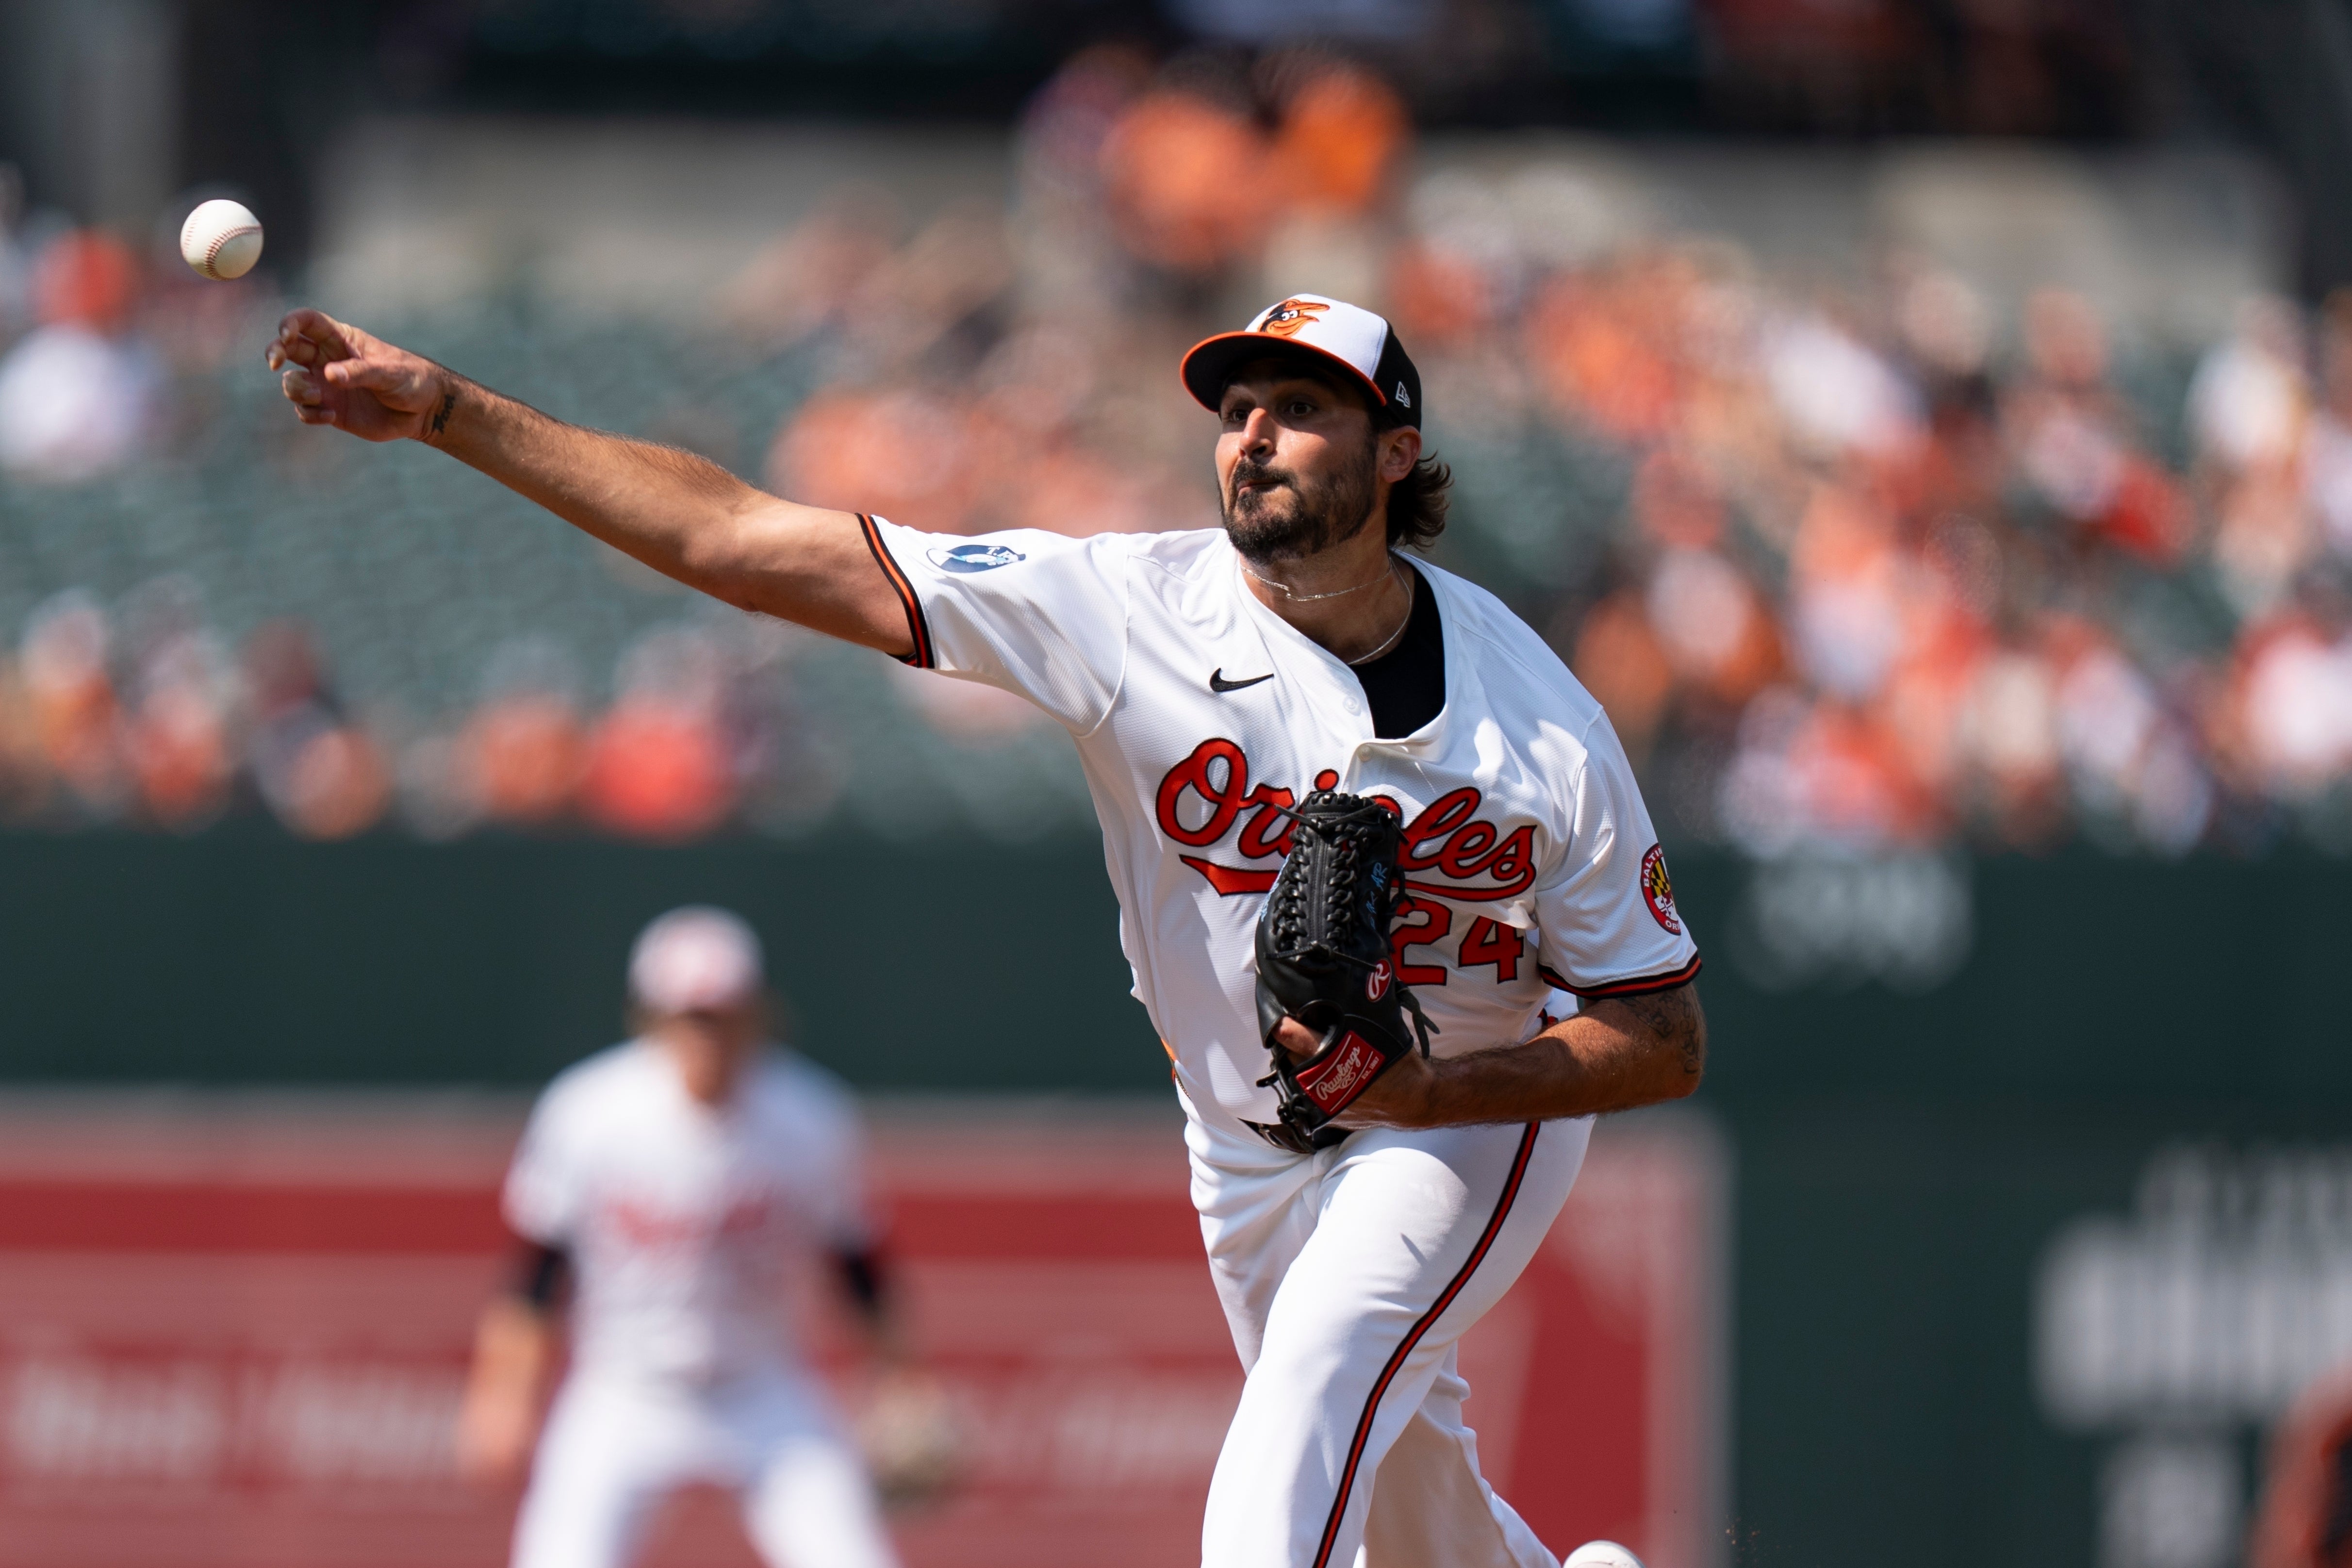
[628,905,764,1015]
[1180,294,1424,429]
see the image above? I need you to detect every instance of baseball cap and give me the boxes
[1180,294,1423,429]
[628,906,764,1015]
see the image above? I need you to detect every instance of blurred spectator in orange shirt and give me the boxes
[1570,592,1674,761]
[1532,267,1685,446]
[2005,288,2187,564]
[1099,78,1272,274]
[580,627,735,842]
[0,231,161,482]
[243,621,389,841]
[463,642,589,829]
[119,580,240,832]
[1264,58,1408,216]
[770,386,979,535]
[19,591,126,819]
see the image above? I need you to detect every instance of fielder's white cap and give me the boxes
[1181,293,1424,429]
[628,906,764,1014]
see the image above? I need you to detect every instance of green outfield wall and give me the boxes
[4,830,2342,1099]
[3,829,2348,1568]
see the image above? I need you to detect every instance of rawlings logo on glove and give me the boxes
[1253,790,1436,1150]
[1290,1031,1388,1114]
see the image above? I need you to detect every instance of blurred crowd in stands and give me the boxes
[0,580,847,842]
[1,47,2349,854]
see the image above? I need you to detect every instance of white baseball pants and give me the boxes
[510,1369,899,1568]
[1186,1110,1591,1568]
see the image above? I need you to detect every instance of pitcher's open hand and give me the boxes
[267,309,451,443]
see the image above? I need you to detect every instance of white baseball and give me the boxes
[180,199,263,281]
[1563,1544,1646,1568]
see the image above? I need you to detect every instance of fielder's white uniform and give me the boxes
[860,517,1701,1568]
[502,1040,898,1568]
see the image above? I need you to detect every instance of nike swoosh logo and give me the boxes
[1209,669,1274,693]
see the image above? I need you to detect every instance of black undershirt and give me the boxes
[506,1237,888,1318]
[513,1239,570,1307]
[1351,564,1445,739]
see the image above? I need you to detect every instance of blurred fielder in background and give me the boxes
[457,905,931,1568]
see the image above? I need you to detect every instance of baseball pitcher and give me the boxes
[274,290,1707,1568]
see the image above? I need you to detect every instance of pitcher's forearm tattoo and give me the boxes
[1607,983,1708,1078]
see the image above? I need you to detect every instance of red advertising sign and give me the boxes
[0,1100,1724,1568]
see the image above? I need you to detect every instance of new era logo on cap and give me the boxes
[1180,293,1424,429]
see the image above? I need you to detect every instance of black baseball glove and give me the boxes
[1254,790,1436,1148]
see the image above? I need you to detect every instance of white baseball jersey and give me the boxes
[503,1042,875,1386]
[860,519,1701,1136]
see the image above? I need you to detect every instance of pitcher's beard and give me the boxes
[1222,445,1380,563]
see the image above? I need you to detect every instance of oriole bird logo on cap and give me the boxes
[1258,298,1329,338]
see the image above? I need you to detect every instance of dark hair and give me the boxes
[1372,398,1451,551]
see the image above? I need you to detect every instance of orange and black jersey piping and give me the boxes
[859,514,935,669]
[1537,953,1702,1001]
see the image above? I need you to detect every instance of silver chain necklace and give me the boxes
[1240,555,1398,602]
[1344,568,1415,666]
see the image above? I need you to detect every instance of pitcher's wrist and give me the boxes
[418,368,463,449]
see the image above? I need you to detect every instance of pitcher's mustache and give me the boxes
[1229,461,1294,496]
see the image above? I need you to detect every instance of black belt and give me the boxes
[1244,1119,1352,1155]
